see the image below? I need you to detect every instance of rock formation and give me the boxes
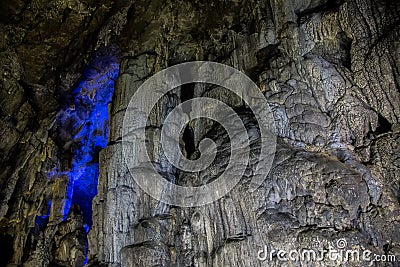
[0,0,399,266]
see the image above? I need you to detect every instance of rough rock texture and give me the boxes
[1,0,400,266]
[89,0,400,266]
[0,0,125,265]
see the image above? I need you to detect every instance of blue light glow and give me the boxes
[58,55,119,226]
[83,256,89,266]
[35,200,52,229]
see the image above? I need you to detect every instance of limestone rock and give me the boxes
[1,0,400,266]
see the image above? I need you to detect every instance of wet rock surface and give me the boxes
[1,0,400,266]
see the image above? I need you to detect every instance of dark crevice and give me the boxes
[374,114,392,135]
[182,125,195,158]
[189,29,208,44]
[180,83,196,158]
[257,44,281,65]
[180,83,195,114]
[18,80,37,112]
[247,44,281,81]
[249,18,257,34]
[230,24,243,33]
[0,233,14,267]
[338,31,352,70]
[61,7,71,24]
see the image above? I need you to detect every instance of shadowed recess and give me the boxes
[0,233,14,266]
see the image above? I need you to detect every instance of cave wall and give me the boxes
[90,0,400,266]
[0,0,127,265]
[1,0,400,266]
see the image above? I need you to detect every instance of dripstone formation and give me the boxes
[1,0,400,266]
